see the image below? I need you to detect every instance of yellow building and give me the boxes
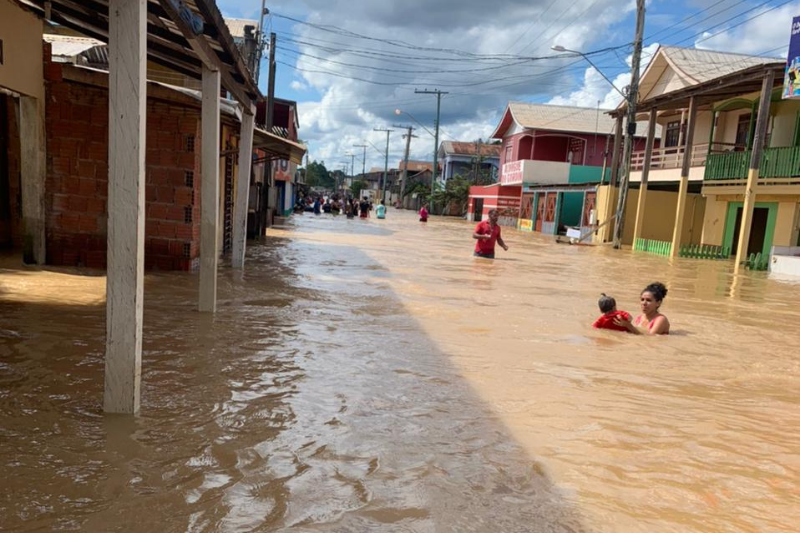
[598,46,798,268]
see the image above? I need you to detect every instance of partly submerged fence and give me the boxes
[678,243,730,260]
[634,238,672,256]
[743,252,769,271]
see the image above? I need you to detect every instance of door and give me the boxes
[520,193,534,221]
[723,202,778,258]
[473,198,483,221]
[535,194,545,232]
[0,96,10,247]
[735,114,751,150]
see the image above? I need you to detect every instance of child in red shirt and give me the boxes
[592,293,632,332]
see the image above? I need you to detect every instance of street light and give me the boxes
[550,45,626,99]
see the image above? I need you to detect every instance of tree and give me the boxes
[350,180,368,198]
[305,160,335,188]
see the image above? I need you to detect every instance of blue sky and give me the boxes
[217,0,796,171]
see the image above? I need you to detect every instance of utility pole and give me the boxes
[393,124,416,206]
[353,144,367,182]
[373,128,392,202]
[415,89,449,202]
[612,0,645,249]
[260,31,277,235]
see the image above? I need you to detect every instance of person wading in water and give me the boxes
[614,282,670,335]
[472,209,508,259]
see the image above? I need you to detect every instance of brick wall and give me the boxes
[45,69,202,270]
[0,94,23,248]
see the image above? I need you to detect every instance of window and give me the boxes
[505,145,512,163]
[665,120,681,147]
[735,114,751,148]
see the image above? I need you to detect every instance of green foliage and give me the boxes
[350,180,368,198]
[305,160,335,188]
[430,177,471,216]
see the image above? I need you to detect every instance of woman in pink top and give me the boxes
[419,204,429,222]
[614,282,670,335]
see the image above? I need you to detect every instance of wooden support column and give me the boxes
[104,0,147,414]
[19,96,46,265]
[632,108,658,248]
[199,65,221,312]
[231,110,255,269]
[553,192,562,235]
[735,70,776,272]
[670,97,698,257]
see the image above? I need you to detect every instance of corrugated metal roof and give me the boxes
[44,34,105,58]
[225,18,258,40]
[660,46,781,84]
[508,103,617,134]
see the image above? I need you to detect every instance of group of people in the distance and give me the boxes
[468,208,669,336]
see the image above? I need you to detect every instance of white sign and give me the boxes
[501,160,524,185]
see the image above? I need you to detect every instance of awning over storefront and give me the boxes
[253,128,306,165]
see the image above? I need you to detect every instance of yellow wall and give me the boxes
[594,185,705,246]
[703,193,800,247]
[0,1,44,99]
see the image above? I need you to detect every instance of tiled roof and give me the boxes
[508,103,617,134]
[398,160,433,172]
[441,141,501,157]
[660,46,781,84]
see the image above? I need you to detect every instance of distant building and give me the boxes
[438,141,500,184]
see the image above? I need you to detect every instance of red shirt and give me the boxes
[474,220,501,255]
[593,310,631,332]
[419,207,428,221]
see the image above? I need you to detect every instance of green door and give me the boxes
[722,201,778,258]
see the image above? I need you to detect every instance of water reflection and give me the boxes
[1,210,798,532]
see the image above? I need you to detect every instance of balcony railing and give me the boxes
[630,142,742,172]
[705,146,800,180]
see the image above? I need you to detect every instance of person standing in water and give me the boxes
[419,203,429,223]
[359,196,370,219]
[376,200,387,220]
[614,282,670,335]
[473,209,508,259]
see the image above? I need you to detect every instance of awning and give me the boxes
[253,128,306,165]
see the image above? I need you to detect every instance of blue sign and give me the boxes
[783,16,800,99]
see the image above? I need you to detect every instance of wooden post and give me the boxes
[553,192,562,235]
[735,70,776,272]
[670,96,698,257]
[19,97,46,265]
[104,0,146,414]
[604,116,623,241]
[231,110,254,269]
[199,65,221,312]
[632,108,658,246]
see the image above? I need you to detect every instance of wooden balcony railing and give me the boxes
[705,146,800,180]
[630,142,743,172]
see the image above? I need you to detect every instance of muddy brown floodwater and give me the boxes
[1,209,799,532]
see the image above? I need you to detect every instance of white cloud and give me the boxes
[264,0,638,170]
[290,80,308,91]
[694,1,800,57]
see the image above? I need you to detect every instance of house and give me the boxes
[606,45,797,269]
[255,97,301,225]
[473,102,653,231]
[438,141,501,183]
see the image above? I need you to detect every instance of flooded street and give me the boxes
[1,209,799,532]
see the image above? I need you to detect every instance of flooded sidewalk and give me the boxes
[1,210,799,532]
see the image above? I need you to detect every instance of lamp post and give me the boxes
[552,1,645,249]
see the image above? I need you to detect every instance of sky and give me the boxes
[218,0,799,172]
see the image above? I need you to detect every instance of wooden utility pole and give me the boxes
[415,88,449,198]
[734,69,776,272]
[393,124,416,204]
[260,32,276,234]
[612,0,646,248]
[373,128,392,201]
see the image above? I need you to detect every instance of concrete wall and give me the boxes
[0,94,23,247]
[595,185,705,246]
[0,1,44,99]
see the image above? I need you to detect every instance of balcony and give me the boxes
[705,146,800,181]
[630,143,712,172]
[500,160,605,186]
